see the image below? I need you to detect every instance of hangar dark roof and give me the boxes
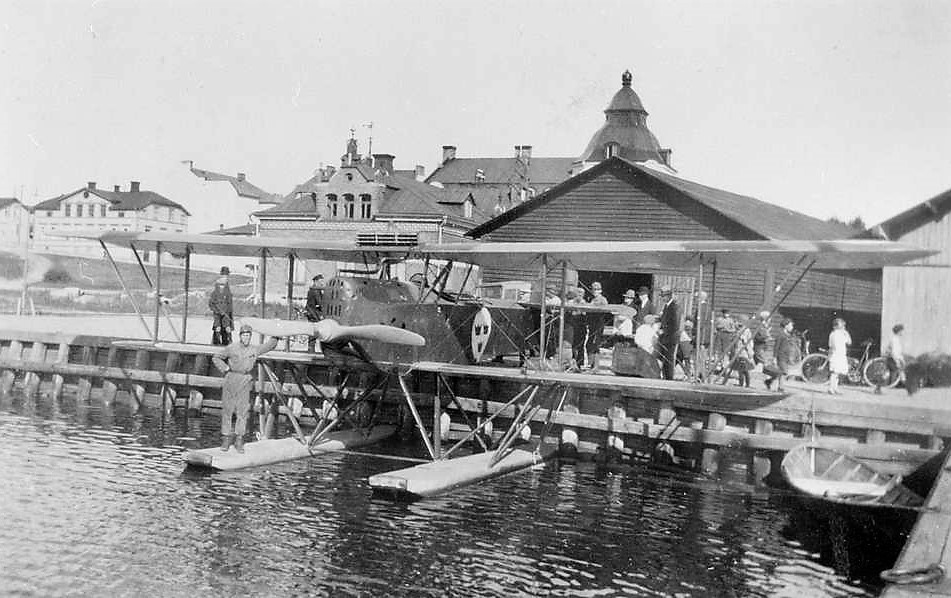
[467,156,852,241]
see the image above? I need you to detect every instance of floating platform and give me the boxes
[368,443,555,499]
[184,425,396,471]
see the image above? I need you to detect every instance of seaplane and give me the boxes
[80,230,931,499]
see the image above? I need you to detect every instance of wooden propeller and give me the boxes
[242,317,425,347]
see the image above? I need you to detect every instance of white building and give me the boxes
[31,181,189,258]
[0,197,31,251]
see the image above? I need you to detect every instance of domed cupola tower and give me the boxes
[572,70,673,174]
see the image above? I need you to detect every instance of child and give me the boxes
[732,314,754,387]
[827,318,852,394]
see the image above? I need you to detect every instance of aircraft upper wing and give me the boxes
[75,231,413,262]
[414,240,935,271]
[77,232,934,271]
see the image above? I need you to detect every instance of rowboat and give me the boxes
[781,444,924,508]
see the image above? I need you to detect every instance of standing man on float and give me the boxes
[213,323,278,453]
[657,284,682,380]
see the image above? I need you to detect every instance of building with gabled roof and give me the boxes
[864,186,951,355]
[31,180,190,257]
[426,70,677,220]
[252,135,484,284]
[468,154,880,348]
[0,197,30,250]
[426,145,574,220]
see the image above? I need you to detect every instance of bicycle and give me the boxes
[800,339,875,386]
[862,354,903,388]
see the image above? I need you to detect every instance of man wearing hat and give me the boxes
[584,281,609,369]
[209,266,233,346]
[634,286,653,325]
[212,323,278,453]
[656,284,681,380]
[304,274,326,352]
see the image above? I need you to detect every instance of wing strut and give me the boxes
[100,240,153,340]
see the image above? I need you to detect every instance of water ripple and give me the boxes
[0,391,891,597]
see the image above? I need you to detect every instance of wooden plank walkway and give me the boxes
[882,448,951,596]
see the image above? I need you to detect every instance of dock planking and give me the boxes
[881,447,951,597]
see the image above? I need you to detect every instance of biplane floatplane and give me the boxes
[81,231,930,499]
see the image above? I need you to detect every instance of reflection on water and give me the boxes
[0,390,888,597]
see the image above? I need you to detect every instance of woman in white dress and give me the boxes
[827,318,852,394]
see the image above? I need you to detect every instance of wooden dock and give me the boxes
[1,325,950,480]
[881,447,951,596]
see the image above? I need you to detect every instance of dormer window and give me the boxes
[605,142,620,159]
[326,194,338,218]
[346,173,353,182]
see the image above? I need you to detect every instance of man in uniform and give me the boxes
[304,274,325,351]
[212,324,278,453]
[209,266,233,346]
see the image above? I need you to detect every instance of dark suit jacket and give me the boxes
[635,297,654,323]
[658,299,681,346]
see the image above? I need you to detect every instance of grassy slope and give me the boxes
[0,250,250,292]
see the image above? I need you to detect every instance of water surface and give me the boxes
[0,390,895,597]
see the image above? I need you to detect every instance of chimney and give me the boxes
[130,181,140,192]
[442,145,457,165]
[237,172,246,182]
[87,181,96,190]
[113,185,120,192]
[373,153,395,175]
[520,145,532,160]
[414,164,425,180]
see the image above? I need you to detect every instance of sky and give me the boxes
[2,0,950,234]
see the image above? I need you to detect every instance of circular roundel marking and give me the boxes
[471,307,493,362]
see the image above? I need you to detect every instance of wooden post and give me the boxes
[51,342,69,399]
[154,242,162,343]
[130,350,149,408]
[749,419,774,484]
[866,429,886,445]
[701,412,727,474]
[101,346,119,404]
[605,390,625,463]
[161,352,180,413]
[76,346,95,402]
[23,341,46,396]
[188,353,208,413]
[606,404,626,463]
[559,403,580,457]
[182,247,190,342]
[285,253,295,352]
[1,340,23,395]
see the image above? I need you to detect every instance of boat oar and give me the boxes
[243,317,425,347]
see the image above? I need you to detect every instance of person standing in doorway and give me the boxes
[634,286,653,325]
[657,285,682,380]
[209,266,233,346]
[827,318,852,395]
[304,274,325,352]
[213,324,278,453]
[585,281,608,370]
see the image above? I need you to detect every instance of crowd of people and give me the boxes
[559,281,911,393]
